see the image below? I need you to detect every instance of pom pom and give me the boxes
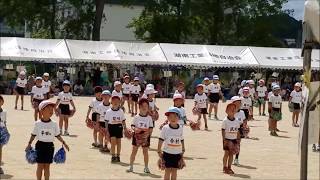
[53,147,66,164]
[151,111,159,121]
[134,130,149,147]
[157,158,165,170]
[159,120,168,130]
[69,109,75,118]
[86,119,94,129]
[192,107,200,115]
[0,126,10,145]
[124,128,133,139]
[178,158,186,169]
[25,147,37,164]
[189,121,201,131]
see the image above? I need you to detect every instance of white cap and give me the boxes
[114,81,122,87]
[273,85,280,90]
[146,84,154,89]
[196,84,204,88]
[204,77,209,81]
[213,75,219,80]
[295,82,301,87]
[20,71,26,76]
[35,77,42,81]
[101,90,111,96]
[271,82,278,88]
[63,80,71,85]
[173,93,184,100]
[43,73,49,77]
[231,96,241,102]
[241,80,247,86]
[134,77,139,81]
[145,88,158,95]
[39,100,55,111]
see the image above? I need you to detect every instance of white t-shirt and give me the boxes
[177,107,186,125]
[148,100,156,111]
[290,90,302,104]
[130,85,141,95]
[249,87,255,98]
[174,90,186,99]
[16,78,27,88]
[267,91,273,100]
[31,120,60,142]
[42,80,52,93]
[235,110,246,124]
[209,83,221,93]
[104,108,126,124]
[204,84,210,93]
[160,124,184,154]
[240,97,252,109]
[222,117,240,140]
[132,114,153,130]
[89,98,103,113]
[58,92,73,104]
[97,102,111,122]
[269,94,282,108]
[194,93,207,108]
[0,110,7,127]
[256,86,267,97]
[122,83,131,94]
[112,90,123,98]
[31,86,46,100]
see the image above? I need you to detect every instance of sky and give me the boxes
[283,0,306,20]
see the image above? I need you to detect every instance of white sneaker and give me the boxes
[312,144,317,152]
[233,158,240,166]
[317,145,320,152]
[144,167,150,174]
[127,166,133,172]
[64,131,69,136]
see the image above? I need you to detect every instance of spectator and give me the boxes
[73,80,84,96]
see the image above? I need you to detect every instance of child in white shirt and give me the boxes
[268,85,282,136]
[97,90,112,152]
[256,79,268,116]
[15,71,27,110]
[130,77,142,116]
[122,76,132,113]
[31,77,47,121]
[194,84,208,130]
[289,82,303,127]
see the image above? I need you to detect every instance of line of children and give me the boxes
[0,95,7,174]
[289,82,302,127]
[158,107,185,180]
[31,77,47,121]
[256,79,268,116]
[130,77,142,116]
[14,71,27,110]
[268,85,282,136]
[97,90,112,152]
[194,84,209,130]
[86,86,103,148]
[208,75,223,120]
[55,80,76,136]
[128,98,153,173]
[26,100,69,180]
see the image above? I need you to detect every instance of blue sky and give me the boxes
[283,0,305,20]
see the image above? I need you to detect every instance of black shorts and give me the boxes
[199,108,208,114]
[35,141,54,164]
[293,103,301,110]
[108,124,123,138]
[209,93,220,103]
[241,109,249,119]
[131,94,139,102]
[59,104,70,115]
[123,94,130,99]
[91,112,99,122]
[16,87,25,95]
[99,121,106,128]
[223,139,237,151]
[132,133,151,147]
[163,152,182,168]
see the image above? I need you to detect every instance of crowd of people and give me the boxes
[0,71,319,180]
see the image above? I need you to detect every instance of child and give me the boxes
[55,80,76,136]
[112,81,124,108]
[122,75,132,113]
[105,95,127,163]
[97,90,112,152]
[256,79,268,116]
[173,94,187,125]
[230,96,246,166]
[42,73,52,99]
[86,86,103,148]
[289,82,302,127]
[0,95,7,174]
[203,77,211,95]
[238,80,248,97]
[130,77,141,117]
[128,99,153,173]
[14,71,27,110]
[208,75,223,120]
[25,100,69,180]
[31,77,47,121]
[145,87,159,123]
[174,82,186,100]
[248,80,256,119]
[268,85,282,136]
[194,84,208,130]
[158,107,185,180]
[240,87,252,122]
[222,103,240,174]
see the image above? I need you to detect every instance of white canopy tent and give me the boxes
[0,37,70,63]
[205,45,259,67]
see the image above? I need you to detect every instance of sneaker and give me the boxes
[259,113,261,116]
[64,131,70,136]
[144,167,150,174]
[223,167,228,174]
[111,156,117,163]
[227,168,235,174]
[317,145,320,152]
[92,143,99,148]
[100,146,110,153]
[205,126,208,131]
[21,106,24,110]
[233,158,240,166]
[116,156,120,162]
[312,144,317,152]
[0,167,4,174]
[262,113,266,116]
[60,129,63,135]
[127,166,133,172]
[214,115,218,120]
[14,106,17,110]
[276,128,280,132]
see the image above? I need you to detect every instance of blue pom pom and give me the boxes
[53,147,66,164]
[25,147,37,164]
[0,126,10,145]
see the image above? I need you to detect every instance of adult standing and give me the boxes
[208,75,223,120]
[14,71,27,110]
[56,67,65,91]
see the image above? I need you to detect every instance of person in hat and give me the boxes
[289,82,303,127]
[268,85,282,136]
[194,84,209,130]
[42,73,52,99]
[145,87,159,123]
[31,77,47,121]
[112,81,124,108]
[86,86,103,148]
[105,95,127,163]
[240,87,252,122]
[256,79,268,116]
[122,75,132,114]
[25,100,69,180]
[173,93,187,126]
[222,103,240,174]
[174,82,186,101]
[96,90,112,152]
[127,98,153,173]
[130,77,142,117]
[0,95,7,174]
[55,80,76,136]
[238,80,247,97]
[203,77,211,96]
[158,107,185,180]
[14,71,28,110]
[208,75,223,120]
[248,80,256,119]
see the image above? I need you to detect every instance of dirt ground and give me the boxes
[0,95,319,179]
